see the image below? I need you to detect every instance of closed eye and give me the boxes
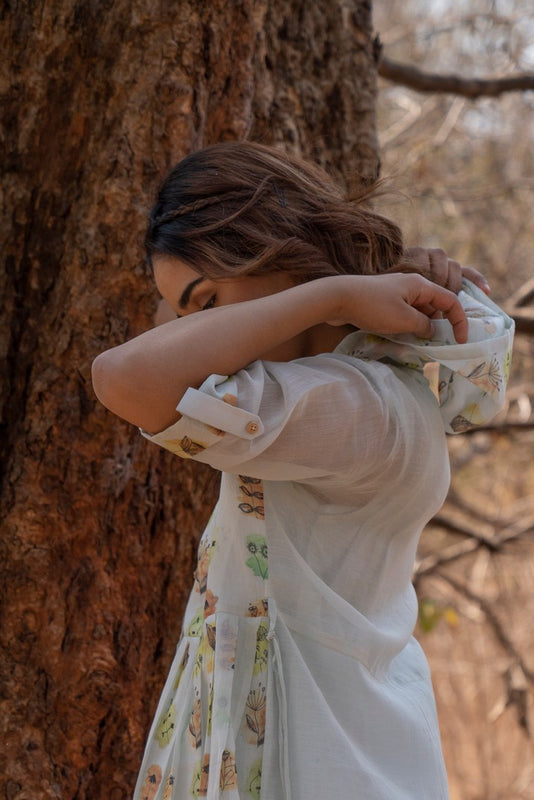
[202,294,217,310]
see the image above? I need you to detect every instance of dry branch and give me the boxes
[435,571,534,686]
[459,420,534,434]
[505,276,534,333]
[431,513,497,549]
[509,309,534,334]
[433,572,532,733]
[378,55,534,99]
[415,517,534,578]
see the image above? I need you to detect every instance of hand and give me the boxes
[335,273,468,343]
[403,247,491,295]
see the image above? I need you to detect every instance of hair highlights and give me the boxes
[146,141,404,282]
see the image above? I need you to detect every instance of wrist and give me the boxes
[315,275,363,326]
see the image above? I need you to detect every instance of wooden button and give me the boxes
[245,421,259,434]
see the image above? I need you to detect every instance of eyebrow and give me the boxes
[179,277,205,309]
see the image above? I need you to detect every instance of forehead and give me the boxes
[152,255,201,299]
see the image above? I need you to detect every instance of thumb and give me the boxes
[408,307,435,339]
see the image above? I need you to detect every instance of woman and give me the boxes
[92,142,514,800]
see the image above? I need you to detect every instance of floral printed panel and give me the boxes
[338,279,514,434]
[133,611,273,800]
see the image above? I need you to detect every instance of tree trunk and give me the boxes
[1,2,378,797]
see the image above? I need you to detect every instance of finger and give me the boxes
[427,250,466,294]
[444,259,462,294]
[403,246,428,271]
[425,248,448,287]
[416,302,441,317]
[461,266,491,295]
[402,305,435,339]
[422,286,468,343]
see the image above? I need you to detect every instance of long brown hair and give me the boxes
[145,141,404,281]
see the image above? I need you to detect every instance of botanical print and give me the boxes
[173,641,190,691]
[140,764,162,800]
[205,621,217,651]
[220,749,239,791]
[450,414,475,433]
[155,701,177,748]
[245,758,262,800]
[199,752,211,796]
[136,480,272,800]
[437,372,454,400]
[163,435,207,458]
[186,609,204,638]
[188,694,202,749]
[204,588,219,618]
[461,354,502,394]
[245,535,269,579]
[194,538,216,594]
[193,625,215,678]
[238,475,265,519]
[205,423,226,437]
[197,753,211,797]
[449,402,484,433]
[207,676,214,737]
[253,621,269,676]
[190,760,202,798]
[193,643,203,680]
[162,773,175,800]
[246,597,269,618]
[245,683,267,746]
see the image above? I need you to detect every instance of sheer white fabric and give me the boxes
[134,282,513,800]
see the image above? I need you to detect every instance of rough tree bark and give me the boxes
[1,1,378,798]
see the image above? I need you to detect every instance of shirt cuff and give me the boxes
[140,374,264,459]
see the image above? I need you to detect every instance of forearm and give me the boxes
[92,277,344,432]
[92,271,466,433]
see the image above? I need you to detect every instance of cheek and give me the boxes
[154,299,177,326]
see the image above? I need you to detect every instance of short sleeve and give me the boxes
[141,356,402,482]
[338,279,515,434]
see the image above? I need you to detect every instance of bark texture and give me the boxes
[1,1,378,797]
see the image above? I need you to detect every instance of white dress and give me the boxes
[133,282,513,800]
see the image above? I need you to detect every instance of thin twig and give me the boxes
[415,519,534,578]
[431,513,497,548]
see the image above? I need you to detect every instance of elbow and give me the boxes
[91,348,182,433]
[91,349,123,415]
[92,347,143,424]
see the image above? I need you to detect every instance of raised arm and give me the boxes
[92,273,467,434]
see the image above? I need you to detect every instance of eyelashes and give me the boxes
[202,294,217,310]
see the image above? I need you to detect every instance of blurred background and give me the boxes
[374,1,534,796]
